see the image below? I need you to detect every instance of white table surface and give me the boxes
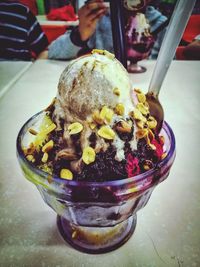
[0,61,32,98]
[0,59,200,267]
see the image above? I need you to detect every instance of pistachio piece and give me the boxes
[92,49,104,55]
[136,129,148,139]
[113,87,120,96]
[98,126,115,140]
[115,103,125,116]
[72,231,77,239]
[68,122,83,135]
[100,106,114,124]
[28,128,38,135]
[89,122,97,130]
[147,116,157,129]
[42,140,54,153]
[134,88,142,94]
[92,110,104,125]
[105,109,114,124]
[41,152,48,163]
[143,160,153,170]
[23,142,35,156]
[116,121,132,133]
[104,50,115,59]
[137,93,146,103]
[91,49,115,59]
[161,152,167,160]
[60,169,73,180]
[136,120,145,129]
[132,108,147,122]
[47,174,53,183]
[26,154,35,163]
[82,146,96,165]
[136,103,149,116]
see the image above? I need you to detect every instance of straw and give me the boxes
[149,0,196,95]
[110,0,127,68]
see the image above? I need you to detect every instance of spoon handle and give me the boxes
[148,0,196,96]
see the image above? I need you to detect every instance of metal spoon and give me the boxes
[146,0,196,134]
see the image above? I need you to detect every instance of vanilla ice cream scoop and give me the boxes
[53,50,132,124]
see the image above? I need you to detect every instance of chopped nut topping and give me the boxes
[104,50,115,59]
[115,103,125,116]
[72,230,77,239]
[28,128,38,135]
[60,169,73,180]
[68,122,83,135]
[47,175,53,184]
[161,152,167,159]
[97,125,115,140]
[137,93,146,103]
[23,143,35,155]
[42,140,54,153]
[113,87,120,96]
[136,103,149,116]
[136,120,145,129]
[26,154,35,163]
[91,49,115,59]
[136,129,148,139]
[82,146,96,165]
[92,110,104,125]
[143,160,153,170]
[100,106,114,124]
[132,108,147,122]
[41,152,48,163]
[134,88,142,94]
[116,120,132,133]
[88,122,97,130]
[147,116,157,129]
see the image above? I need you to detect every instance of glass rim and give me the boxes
[16,111,176,188]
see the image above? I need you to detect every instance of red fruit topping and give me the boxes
[151,138,163,160]
[126,154,140,178]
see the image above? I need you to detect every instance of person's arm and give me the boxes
[26,10,48,57]
[48,0,108,60]
[78,0,108,41]
[48,30,82,59]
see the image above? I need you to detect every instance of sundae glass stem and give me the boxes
[147,0,196,133]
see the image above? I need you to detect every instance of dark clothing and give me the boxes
[0,1,48,60]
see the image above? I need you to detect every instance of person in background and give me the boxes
[0,1,48,61]
[183,34,200,60]
[47,0,167,60]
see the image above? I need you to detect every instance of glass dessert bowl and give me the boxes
[17,111,176,254]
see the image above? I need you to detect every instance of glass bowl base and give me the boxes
[57,215,137,254]
[127,63,147,73]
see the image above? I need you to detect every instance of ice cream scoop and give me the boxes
[53,50,132,125]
